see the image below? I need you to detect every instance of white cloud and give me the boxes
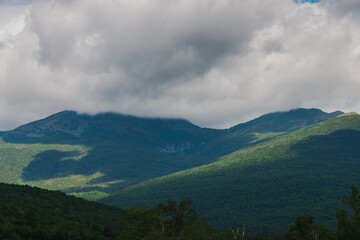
[1,0,360,130]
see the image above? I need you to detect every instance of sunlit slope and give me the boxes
[0,139,120,200]
[1,111,223,200]
[101,113,360,234]
[0,108,340,201]
[197,108,342,156]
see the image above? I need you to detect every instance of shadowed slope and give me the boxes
[101,113,360,234]
[0,108,342,200]
[0,183,125,239]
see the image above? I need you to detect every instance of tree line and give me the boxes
[1,183,360,239]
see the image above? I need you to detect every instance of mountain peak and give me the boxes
[230,108,343,133]
[101,112,360,234]
[2,110,201,144]
[337,112,359,117]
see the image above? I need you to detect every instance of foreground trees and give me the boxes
[121,199,228,239]
[286,184,360,240]
[2,183,360,239]
[336,184,360,240]
[286,215,335,240]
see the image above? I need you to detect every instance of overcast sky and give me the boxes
[0,0,360,130]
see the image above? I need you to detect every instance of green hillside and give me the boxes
[0,182,290,240]
[0,183,126,239]
[0,139,117,200]
[0,108,340,200]
[100,113,360,234]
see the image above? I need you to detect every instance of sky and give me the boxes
[294,0,320,3]
[1,0,360,130]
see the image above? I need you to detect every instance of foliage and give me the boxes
[336,184,360,240]
[120,199,233,240]
[286,216,335,240]
[0,138,123,200]
[121,207,162,239]
[286,185,360,240]
[0,108,348,234]
[0,138,88,183]
[0,184,233,239]
[0,183,125,239]
[101,114,360,234]
[0,109,340,202]
[2,181,360,239]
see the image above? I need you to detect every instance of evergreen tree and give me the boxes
[286,215,335,240]
[336,184,360,240]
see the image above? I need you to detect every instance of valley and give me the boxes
[101,113,360,233]
[1,108,359,235]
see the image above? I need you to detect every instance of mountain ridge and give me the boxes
[100,113,360,234]
[0,108,344,201]
[4,108,343,138]
[230,108,343,132]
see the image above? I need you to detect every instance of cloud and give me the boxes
[335,0,360,14]
[0,0,29,6]
[1,0,360,130]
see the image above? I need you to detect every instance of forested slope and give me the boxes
[101,113,360,234]
[0,183,125,239]
[0,108,341,200]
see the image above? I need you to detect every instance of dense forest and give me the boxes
[1,183,360,239]
[101,114,360,233]
[0,109,342,201]
[0,110,359,238]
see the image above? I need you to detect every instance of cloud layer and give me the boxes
[1,0,360,130]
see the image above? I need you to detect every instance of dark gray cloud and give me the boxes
[0,0,360,130]
[335,0,360,14]
[29,0,285,93]
[0,0,28,6]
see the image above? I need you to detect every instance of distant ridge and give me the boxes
[4,108,344,143]
[230,108,343,132]
[3,110,199,144]
[0,108,344,202]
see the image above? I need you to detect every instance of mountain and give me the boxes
[0,183,125,239]
[1,111,220,199]
[202,108,343,155]
[230,108,342,133]
[0,108,342,200]
[100,113,360,234]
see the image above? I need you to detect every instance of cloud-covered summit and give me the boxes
[0,0,360,130]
